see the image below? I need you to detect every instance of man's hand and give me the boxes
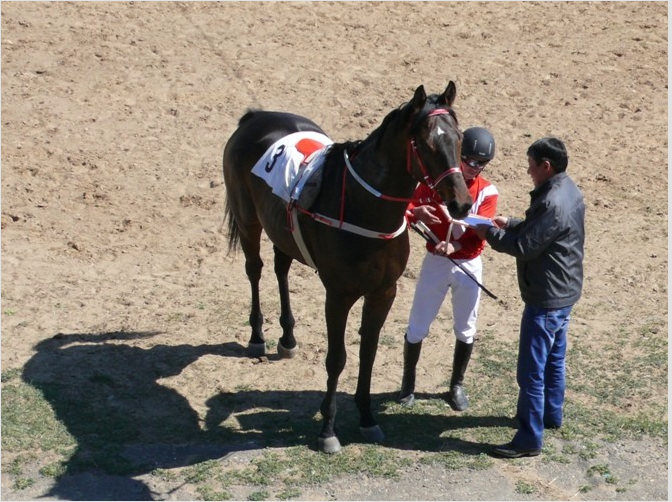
[472,216,507,239]
[492,216,508,228]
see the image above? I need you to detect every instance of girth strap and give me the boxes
[290,206,318,269]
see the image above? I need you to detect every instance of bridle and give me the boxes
[292,107,463,243]
[408,108,462,192]
[345,108,462,203]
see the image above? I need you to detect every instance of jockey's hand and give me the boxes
[433,240,457,256]
[413,205,441,225]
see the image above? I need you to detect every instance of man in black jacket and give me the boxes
[473,137,585,458]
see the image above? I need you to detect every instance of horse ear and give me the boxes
[439,81,457,107]
[411,85,427,112]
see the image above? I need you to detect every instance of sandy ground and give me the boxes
[1,2,668,501]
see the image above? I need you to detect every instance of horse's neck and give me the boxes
[353,136,414,199]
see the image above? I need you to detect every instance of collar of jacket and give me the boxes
[529,171,568,199]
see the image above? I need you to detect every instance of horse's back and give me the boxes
[223,110,328,257]
[226,110,325,161]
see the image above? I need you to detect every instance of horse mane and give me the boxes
[238,108,263,127]
[325,93,459,166]
[323,103,406,167]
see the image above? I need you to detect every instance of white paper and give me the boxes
[453,215,494,228]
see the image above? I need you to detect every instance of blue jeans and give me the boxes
[512,304,573,450]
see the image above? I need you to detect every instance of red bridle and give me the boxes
[407,108,462,192]
[342,108,462,204]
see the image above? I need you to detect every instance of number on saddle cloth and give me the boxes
[251,131,333,209]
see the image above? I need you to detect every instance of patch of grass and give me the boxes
[197,485,233,501]
[577,441,599,461]
[420,451,493,470]
[247,490,270,501]
[7,454,37,476]
[276,487,301,500]
[13,477,34,490]
[183,460,223,484]
[515,480,535,495]
[231,444,410,489]
[1,382,76,452]
[540,444,571,464]
[586,463,612,480]
[233,451,284,486]
[39,461,67,478]
[1,367,22,383]
[0,300,666,499]
[152,468,178,482]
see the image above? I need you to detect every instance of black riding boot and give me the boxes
[447,340,474,411]
[398,334,422,406]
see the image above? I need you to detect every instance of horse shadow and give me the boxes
[21,331,512,500]
[22,331,250,500]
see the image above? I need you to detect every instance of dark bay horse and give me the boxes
[223,82,472,453]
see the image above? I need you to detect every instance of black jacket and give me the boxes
[485,172,585,308]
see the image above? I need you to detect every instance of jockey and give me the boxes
[400,126,499,411]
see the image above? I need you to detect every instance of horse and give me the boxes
[222,81,472,453]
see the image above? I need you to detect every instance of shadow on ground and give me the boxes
[21,331,511,500]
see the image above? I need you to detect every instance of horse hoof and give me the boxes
[318,436,342,454]
[247,342,266,358]
[360,425,385,443]
[277,341,298,359]
[399,393,416,407]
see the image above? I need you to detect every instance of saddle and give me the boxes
[251,132,334,268]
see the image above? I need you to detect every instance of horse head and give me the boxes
[406,82,473,220]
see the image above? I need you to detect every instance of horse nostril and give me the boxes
[447,201,471,220]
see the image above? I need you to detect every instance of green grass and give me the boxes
[515,480,535,495]
[0,311,666,499]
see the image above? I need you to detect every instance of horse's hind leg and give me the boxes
[273,245,298,359]
[239,225,266,357]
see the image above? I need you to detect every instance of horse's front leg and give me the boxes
[273,245,297,358]
[355,284,397,443]
[318,289,357,454]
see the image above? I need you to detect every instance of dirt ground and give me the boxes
[1,2,668,501]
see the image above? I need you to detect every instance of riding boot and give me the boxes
[398,334,422,406]
[446,340,474,411]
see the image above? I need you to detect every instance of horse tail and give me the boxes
[224,196,240,255]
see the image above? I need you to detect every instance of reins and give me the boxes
[344,108,462,203]
[293,107,463,241]
[408,217,498,300]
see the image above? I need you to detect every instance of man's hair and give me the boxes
[527,137,568,173]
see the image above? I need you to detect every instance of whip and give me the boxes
[408,217,498,300]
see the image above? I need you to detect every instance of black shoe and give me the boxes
[544,422,562,430]
[491,442,541,459]
[446,385,469,411]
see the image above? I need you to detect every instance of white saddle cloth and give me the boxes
[251,131,333,204]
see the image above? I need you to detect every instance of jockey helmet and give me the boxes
[462,127,495,161]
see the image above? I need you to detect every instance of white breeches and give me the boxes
[406,252,483,345]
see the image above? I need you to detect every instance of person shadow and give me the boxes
[22,331,513,500]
